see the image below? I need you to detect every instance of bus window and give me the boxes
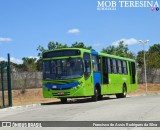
[122,61,128,74]
[112,59,117,73]
[131,62,136,84]
[107,58,111,73]
[83,53,91,79]
[92,55,100,72]
[117,60,122,74]
[131,62,136,76]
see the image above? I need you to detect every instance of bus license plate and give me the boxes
[58,92,64,95]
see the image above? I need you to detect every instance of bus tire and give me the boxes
[116,84,127,98]
[92,89,98,102]
[98,95,103,100]
[60,98,67,103]
[92,86,102,101]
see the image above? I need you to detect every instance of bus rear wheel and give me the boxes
[116,85,127,98]
[60,98,67,103]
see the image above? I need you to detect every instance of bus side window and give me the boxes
[110,58,113,73]
[122,61,128,74]
[131,62,136,84]
[92,55,100,72]
[107,58,111,73]
[112,59,117,73]
[83,53,91,79]
[131,62,136,75]
[117,60,122,74]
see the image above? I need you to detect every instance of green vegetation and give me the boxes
[37,41,92,58]
[1,41,159,72]
[101,41,135,59]
[136,43,160,69]
[12,57,37,72]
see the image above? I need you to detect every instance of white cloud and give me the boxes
[10,57,23,64]
[28,56,39,59]
[68,29,80,34]
[0,57,6,61]
[0,57,23,64]
[0,37,12,42]
[28,56,39,61]
[112,38,138,46]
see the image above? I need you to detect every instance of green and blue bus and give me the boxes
[42,48,137,103]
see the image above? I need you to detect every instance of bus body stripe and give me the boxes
[45,82,79,90]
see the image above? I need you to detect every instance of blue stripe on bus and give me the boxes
[45,82,79,90]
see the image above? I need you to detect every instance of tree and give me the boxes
[22,57,37,72]
[71,42,92,50]
[37,41,68,58]
[147,52,160,69]
[136,43,160,69]
[136,50,144,68]
[13,57,37,72]
[37,41,93,58]
[102,45,117,55]
[101,41,135,59]
[11,57,38,94]
[37,45,46,58]
[148,43,160,55]
[48,41,68,50]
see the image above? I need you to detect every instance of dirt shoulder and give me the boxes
[12,84,160,106]
[128,84,160,95]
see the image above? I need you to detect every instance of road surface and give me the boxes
[0,94,160,130]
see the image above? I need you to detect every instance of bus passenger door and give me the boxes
[102,57,109,84]
[83,53,93,96]
[129,62,136,84]
[92,55,102,87]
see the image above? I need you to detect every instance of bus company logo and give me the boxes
[97,0,117,10]
[2,122,11,127]
[97,0,160,11]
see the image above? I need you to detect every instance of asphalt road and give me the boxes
[0,94,160,130]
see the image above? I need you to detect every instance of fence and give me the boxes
[11,72,42,90]
[10,69,160,90]
[138,69,160,84]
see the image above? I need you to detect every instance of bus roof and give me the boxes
[43,48,135,62]
[99,52,135,62]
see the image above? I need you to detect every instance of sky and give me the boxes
[0,0,160,64]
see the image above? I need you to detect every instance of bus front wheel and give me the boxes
[92,87,102,101]
[92,89,98,102]
[60,98,67,103]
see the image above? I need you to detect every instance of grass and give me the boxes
[12,84,160,106]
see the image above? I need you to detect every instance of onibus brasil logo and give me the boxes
[97,0,159,11]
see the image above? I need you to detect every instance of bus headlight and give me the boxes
[52,85,57,89]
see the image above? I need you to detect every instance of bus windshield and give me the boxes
[43,58,83,80]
